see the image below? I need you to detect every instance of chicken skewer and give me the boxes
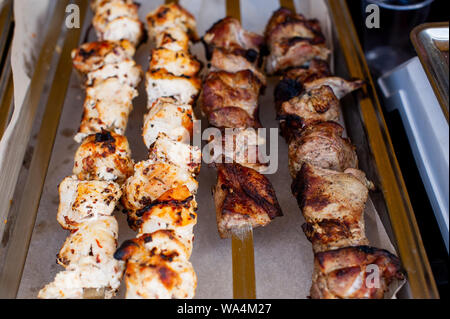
[39,0,144,299]
[264,6,403,299]
[201,3,282,298]
[115,3,202,299]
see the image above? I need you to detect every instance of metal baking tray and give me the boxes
[411,22,449,122]
[0,0,439,299]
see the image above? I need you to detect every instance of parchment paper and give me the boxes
[16,0,403,299]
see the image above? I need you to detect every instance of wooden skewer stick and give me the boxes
[231,223,256,299]
[224,0,257,299]
[82,288,106,299]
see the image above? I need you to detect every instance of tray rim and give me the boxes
[410,21,449,123]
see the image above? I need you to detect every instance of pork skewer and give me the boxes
[38,0,144,299]
[201,3,282,298]
[264,6,403,299]
[115,2,202,299]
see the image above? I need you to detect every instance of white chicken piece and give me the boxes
[71,40,135,75]
[149,48,201,77]
[121,160,198,211]
[155,27,190,52]
[97,17,144,47]
[148,133,201,176]
[145,69,201,105]
[142,97,195,148]
[56,176,122,230]
[86,59,142,87]
[38,216,124,299]
[114,234,197,299]
[92,1,144,46]
[146,3,198,42]
[136,201,198,256]
[75,77,137,142]
[131,231,193,262]
[73,130,134,184]
[57,216,120,267]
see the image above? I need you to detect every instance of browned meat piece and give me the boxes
[213,163,282,238]
[265,8,321,38]
[265,8,329,74]
[200,70,263,125]
[310,246,404,299]
[207,107,261,129]
[304,77,364,99]
[202,17,264,60]
[266,38,330,75]
[280,85,340,123]
[265,8,325,48]
[284,59,331,84]
[288,121,358,177]
[292,163,372,252]
[210,48,266,85]
[207,128,268,172]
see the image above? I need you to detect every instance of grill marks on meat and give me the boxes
[311,246,404,299]
[213,163,283,238]
[72,40,135,75]
[292,164,370,253]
